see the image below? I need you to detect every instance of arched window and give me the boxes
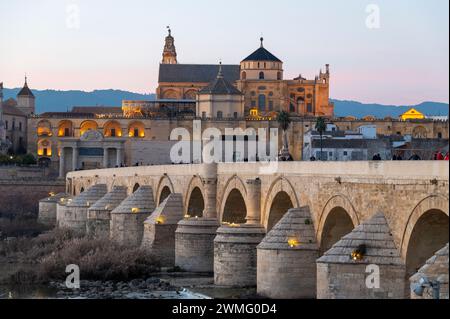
[241,71,247,80]
[217,111,223,119]
[80,121,98,136]
[289,103,296,113]
[259,72,265,80]
[258,94,266,110]
[277,72,282,80]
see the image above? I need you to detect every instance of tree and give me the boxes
[315,117,327,161]
[277,111,292,160]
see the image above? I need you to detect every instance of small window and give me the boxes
[307,103,313,113]
[268,100,274,111]
[233,112,238,119]
[329,152,333,156]
[19,122,22,131]
[217,111,223,119]
[64,127,70,136]
[343,151,348,156]
[134,128,139,137]
[202,112,206,119]
[43,148,48,156]
[277,72,282,80]
[241,71,247,80]
[5,121,8,130]
[12,121,15,130]
[438,132,442,139]
[259,72,265,80]
[111,128,116,137]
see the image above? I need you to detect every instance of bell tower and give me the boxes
[162,26,178,64]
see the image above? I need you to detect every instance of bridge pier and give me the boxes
[317,212,406,299]
[38,193,69,227]
[86,186,127,238]
[59,184,107,233]
[110,186,155,247]
[257,207,318,299]
[214,178,266,287]
[141,193,184,267]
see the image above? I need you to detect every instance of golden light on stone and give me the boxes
[288,237,299,248]
[131,207,140,214]
[351,244,366,261]
[156,216,165,224]
[229,223,239,227]
[49,192,56,197]
[184,214,191,219]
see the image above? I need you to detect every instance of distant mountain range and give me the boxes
[3,88,448,119]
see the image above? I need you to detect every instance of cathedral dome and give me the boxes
[242,38,282,62]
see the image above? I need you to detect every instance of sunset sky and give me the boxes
[0,0,448,105]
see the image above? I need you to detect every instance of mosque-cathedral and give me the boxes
[0,29,448,176]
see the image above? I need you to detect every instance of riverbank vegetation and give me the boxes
[0,228,160,285]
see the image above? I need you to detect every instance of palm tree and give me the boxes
[277,111,292,160]
[315,117,327,161]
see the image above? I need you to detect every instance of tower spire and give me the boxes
[260,37,264,48]
[217,61,223,78]
[162,26,177,64]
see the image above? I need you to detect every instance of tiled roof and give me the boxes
[242,47,282,62]
[2,103,26,117]
[17,84,35,98]
[199,68,242,95]
[317,212,404,265]
[158,64,240,83]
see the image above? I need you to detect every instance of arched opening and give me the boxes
[80,120,98,136]
[80,187,85,194]
[187,187,205,218]
[159,186,172,205]
[241,71,247,80]
[37,120,52,137]
[184,90,197,100]
[259,72,265,80]
[128,121,145,138]
[277,71,282,80]
[320,207,355,255]
[258,94,266,110]
[162,89,178,100]
[222,189,247,224]
[267,191,294,232]
[412,126,428,139]
[37,139,52,157]
[104,121,123,137]
[58,120,73,137]
[132,183,140,193]
[405,209,449,278]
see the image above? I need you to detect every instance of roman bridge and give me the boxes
[44,161,449,298]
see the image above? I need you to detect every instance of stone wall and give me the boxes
[0,179,65,216]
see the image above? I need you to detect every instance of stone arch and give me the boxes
[57,120,73,137]
[184,89,197,100]
[37,119,52,136]
[317,194,359,253]
[186,187,205,218]
[156,175,175,205]
[184,175,205,216]
[103,120,123,137]
[128,121,145,138]
[400,194,449,263]
[79,186,85,194]
[162,89,178,100]
[412,126,428,139]
[262,177,300,231]
[80,120,99,136]
[222,189,247,224]
[219,175,248,224]
[37,139,52,157]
